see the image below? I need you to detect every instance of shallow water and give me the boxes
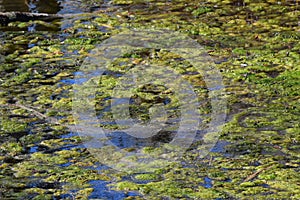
[0,0,299,199]
[0,0,109,14]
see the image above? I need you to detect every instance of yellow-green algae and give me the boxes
[0,0,299,199]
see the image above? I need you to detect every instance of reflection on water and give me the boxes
[0,0,29,12]
[0,0,110,31]
[89,180,140,199]
[58,0,111,14]
[0,0,108,14]
[28,0,61,14]
[0,0,61,13]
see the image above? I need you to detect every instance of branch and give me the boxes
[242,165,273,182]
[0,8,119,25]
[0,12,64,25]
[2,103,60,125]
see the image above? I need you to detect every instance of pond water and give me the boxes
[0,0,299,199]
[0,0,110,14]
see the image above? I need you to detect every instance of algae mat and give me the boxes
[0,0,299,199]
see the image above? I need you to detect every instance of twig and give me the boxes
[2,103,60,125]
[0,12,63,25]
[0,8,119,25]
[243,165,273,183]
[209,155,213,165]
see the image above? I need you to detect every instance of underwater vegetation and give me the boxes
[0,0,299,199]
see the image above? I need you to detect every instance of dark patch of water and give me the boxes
[27,180,60,189]
[28,145,39,153]
[261,183,270,188]
[60,131,78,138]
[203,176,213,188]
[85,162,110,171]
[88,180,140,200]
[59,191,77,199]
[58,162,72,167]
[211,140,231,153]
[106,131,152,149]
[0,0,30,12]
[60,78,76,85]
[0,0,91,14]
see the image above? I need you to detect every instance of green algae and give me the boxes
[114,181,140,191]
[0,141,23,156]
[134,173,159,181]
[192,7,213,17]
[0,118,28,134]
[0,0,299,199]
[104,1,299,198]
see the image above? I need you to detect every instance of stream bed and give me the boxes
[0,0,299,199]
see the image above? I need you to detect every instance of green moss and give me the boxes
[1,118,27,133]
[22,58,42,68]
[0,63,17,72]
[134,173,158,181]
[8,72,32,85]
[0,0,299,199]
[113,181,140,191]
[75,188,94,199]
[191,188,223,199]
[0,141,23,155]
[32,194,53,200]
[192,7,212,16]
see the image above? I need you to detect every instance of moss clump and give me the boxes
[1,118,27,133]
[192,7,213,16]
[0,0,299,199]
[113,181,139,191]
[134,173,158,181]
[0,141,23,155]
